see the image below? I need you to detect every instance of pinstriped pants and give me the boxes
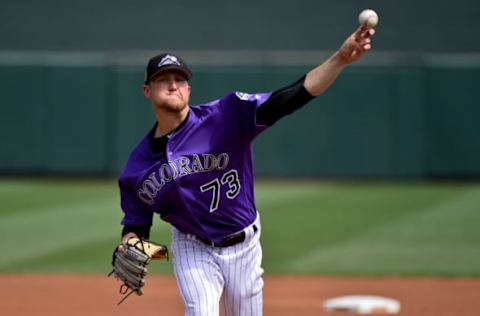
[171,221,264,316]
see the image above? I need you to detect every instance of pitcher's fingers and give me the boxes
[362,43,372,51]
[118,244,126,254]
[354,26,366,40]
[354,36,372,52]
[358,37,372,46]
[355,27,375,40]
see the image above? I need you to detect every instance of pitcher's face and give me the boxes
[143,70,191,113]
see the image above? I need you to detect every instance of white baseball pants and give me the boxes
[172,220,264,316]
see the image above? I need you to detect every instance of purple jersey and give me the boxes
[118,92,272,244]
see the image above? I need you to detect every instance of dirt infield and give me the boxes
[1,274,479,315]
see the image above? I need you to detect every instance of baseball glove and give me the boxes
[108,237,169,305]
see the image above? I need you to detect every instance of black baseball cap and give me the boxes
[144,53,192,84]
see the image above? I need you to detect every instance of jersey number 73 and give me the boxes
[199,169,241,213]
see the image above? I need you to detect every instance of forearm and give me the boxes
[303,26,375,97]
[303,52,346,97]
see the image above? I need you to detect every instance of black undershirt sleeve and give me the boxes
[256,75,315,126]
[122,224,151,239]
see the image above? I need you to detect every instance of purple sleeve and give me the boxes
[223,92,272,139]
[119,181,154,226]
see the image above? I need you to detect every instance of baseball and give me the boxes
[358,9,378,28]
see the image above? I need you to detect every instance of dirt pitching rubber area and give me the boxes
[1,275,479,315]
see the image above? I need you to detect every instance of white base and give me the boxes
[324,295,400,314]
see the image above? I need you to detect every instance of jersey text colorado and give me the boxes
[137,153,229,205]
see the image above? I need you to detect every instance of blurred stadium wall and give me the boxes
[1,0,479,178]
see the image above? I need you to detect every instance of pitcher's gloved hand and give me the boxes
[108,237,168,305]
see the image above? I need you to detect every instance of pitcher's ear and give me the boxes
[142,84,150,98]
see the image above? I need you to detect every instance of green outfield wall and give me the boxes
[1,53,479,178]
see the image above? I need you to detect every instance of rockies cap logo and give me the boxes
[158,55,181,67]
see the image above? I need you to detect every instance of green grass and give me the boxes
[1,178,479,276]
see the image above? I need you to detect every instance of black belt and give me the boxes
[197,225,258,248]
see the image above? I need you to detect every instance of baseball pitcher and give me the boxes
[109,25,375,315]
